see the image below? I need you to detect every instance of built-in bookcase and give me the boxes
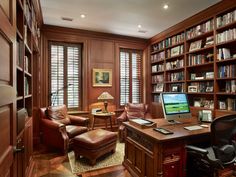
[150,5,236,118]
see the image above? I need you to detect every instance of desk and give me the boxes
[92,112,115,130]
[122,118,210,177]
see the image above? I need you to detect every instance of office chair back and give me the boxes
[211,114,236,165]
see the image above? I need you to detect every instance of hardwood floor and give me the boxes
[33,146,131,177]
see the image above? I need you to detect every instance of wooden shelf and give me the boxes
[216,21,236,32]
[216,92,236,95]
[186,79,214,82]
[151,59,165,64]
[187,45,214,54]
[186,30,214,42]
[16,29,23,40]
[165,80,184,83]
[216,77,236,81]
[151,71,164,74]
[25,71,32,77]
[17,65,23,72]
[151,48,165,55]
[165,54,184,60]
[187,92,214,95]
[187,62,214,68]
[25,94,32,99]
[165,67,184,72]
[152,92,162,94]
[165,42,184,50]
[216,39,236,47]
[17,96,23,101]
[25,43,32,54]
[216,57,236,64]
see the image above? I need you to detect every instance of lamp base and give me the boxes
[104,101,108,113]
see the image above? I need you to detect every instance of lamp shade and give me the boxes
[97,92,114,101]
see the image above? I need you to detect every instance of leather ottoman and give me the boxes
[73,129,117,165]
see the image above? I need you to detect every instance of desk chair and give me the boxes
[186,114,236,177]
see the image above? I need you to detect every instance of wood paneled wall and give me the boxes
[40,25,147,110]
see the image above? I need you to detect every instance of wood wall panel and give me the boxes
[0,34,10,83]
[0,0,10,18]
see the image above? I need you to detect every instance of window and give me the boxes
[49,42,82,109]
[120,49,143,106]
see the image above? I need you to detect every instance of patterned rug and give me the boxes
[68,142,125,175]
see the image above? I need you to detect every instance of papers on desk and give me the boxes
[129,118,157,129]
[184,125,203,131]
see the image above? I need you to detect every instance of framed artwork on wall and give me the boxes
[93,68,112,87]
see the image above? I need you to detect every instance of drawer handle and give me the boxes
[13,146,25,153]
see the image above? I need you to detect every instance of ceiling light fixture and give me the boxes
[138,24,142,29]
[163,4,169,9]
[61,17,73,21]
[80,14,86,18]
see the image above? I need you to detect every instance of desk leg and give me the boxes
[105,118,108,129]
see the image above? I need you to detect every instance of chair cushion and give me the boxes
[73,129,117,149]
[66,125,88,138]
[47,105,71,125]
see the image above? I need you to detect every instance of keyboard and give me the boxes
[184,125,203,131]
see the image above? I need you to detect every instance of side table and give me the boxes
[92,112,115,130]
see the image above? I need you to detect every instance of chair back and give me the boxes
[211,114,236,164]
[126,103,148,119]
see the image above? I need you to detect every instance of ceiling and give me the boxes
[40,0,221,39]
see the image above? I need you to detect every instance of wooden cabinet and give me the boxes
[149,2,236,118]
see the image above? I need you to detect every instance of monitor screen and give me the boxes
[160,92,191,122]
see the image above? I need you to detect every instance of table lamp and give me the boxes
[97,92,114,113]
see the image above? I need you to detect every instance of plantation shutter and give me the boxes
[120,51,130,105]
[120,49,143,106]
[50,43,82,109]
[50,45,64,106]
[132,52,142,103]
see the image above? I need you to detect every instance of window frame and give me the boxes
[49,41,83,110]
[119,48,143,107]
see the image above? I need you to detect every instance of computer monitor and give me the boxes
[160,92,192,123]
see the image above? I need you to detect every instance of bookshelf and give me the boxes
[16,0,40,176]
[149,4,236,118]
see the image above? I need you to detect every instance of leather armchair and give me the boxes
[116,103,152,142]
[40,105,89,153]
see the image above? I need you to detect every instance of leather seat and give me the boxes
[40,105,89,153]
[73,129,117,165]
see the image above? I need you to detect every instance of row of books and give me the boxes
[152,74,164,83]
[151,51,165,63]
[152,64,164,73]
[166,59,184,70]
[193,98,214,109]
[217,48,231,60]
[165,32,185,48]
[216,9,236,28]
[166,45,184,58]
[188,53,213,66]
[190,72,214,80]
[16,41,24,68]
[24,76,29,95]
[186,19,214,39]
[218,64,236,78]
[24,1,32,27]
[151,40,165,53]
[166,71,184,82]
[218,98,236,111]
[24,56,29,72]
[216,28,236,44]
[225,80,236,93]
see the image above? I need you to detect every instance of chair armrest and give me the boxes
[186,145,208,155]
[68,115,89,126]
[41,118,65,130]
[116,112,127,124]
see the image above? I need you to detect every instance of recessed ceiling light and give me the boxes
[138,24,142,29]
[61,17,73,21]
[80,14,86,18]
[163,4,169,9]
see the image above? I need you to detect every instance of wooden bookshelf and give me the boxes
[149,3,236,118]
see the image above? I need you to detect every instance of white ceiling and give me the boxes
[40,0,221,39]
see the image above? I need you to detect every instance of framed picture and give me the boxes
[189,40,202,52]
[155,83,164,92]
[171,85,179,92]
[171,46,180,57]
[206,86,213,92]
[93,68,112,87]
[188,85,198,93]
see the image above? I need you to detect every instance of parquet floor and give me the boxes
[33,146,132,177]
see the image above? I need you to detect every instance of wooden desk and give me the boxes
[123,118,211,177]
[92,112,115,130]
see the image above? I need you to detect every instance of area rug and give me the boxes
[68,142,125,175]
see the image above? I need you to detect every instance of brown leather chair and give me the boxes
[40,105,89,153]
[116,103,152,142]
